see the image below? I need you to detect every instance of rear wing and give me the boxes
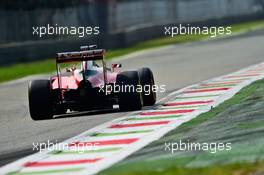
[56,49,105,63]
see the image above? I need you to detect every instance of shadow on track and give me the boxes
[53,108,122,120]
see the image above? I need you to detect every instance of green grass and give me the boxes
[236,120,264,129]
[99,79,264,175]
[0,59,56,82]
[100,161,264,175]
[1,19,264,83]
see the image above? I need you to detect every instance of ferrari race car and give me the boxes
[28,45,156,120]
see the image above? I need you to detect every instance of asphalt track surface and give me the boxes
[0,30,264,167]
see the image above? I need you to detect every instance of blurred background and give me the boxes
[1,0,264,65]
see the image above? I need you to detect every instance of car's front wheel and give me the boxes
[28,80,53,120]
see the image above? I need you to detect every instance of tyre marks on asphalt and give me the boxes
[2,62,264,175]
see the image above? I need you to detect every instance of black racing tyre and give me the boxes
[53,107,67,115]
[138,67,156,106]
[116,71,143,111]
[28,80,53,120]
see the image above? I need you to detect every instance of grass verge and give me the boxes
[99,79,264,175]
[100,161,264,175]
[1,19,264,83]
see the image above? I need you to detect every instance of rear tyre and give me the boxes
[138,67,156,106]
[54,107,67,115]
[117,71,143,111]
[28,80,53,120]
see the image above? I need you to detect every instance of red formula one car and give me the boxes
[28,45,156,120]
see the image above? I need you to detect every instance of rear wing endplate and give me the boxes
[56,49,105,63]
